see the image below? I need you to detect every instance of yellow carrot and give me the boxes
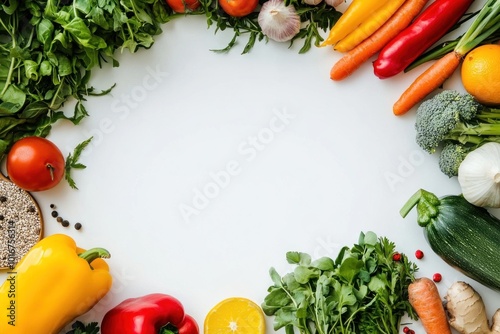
[334,0,407,52]
[321,0,391,47]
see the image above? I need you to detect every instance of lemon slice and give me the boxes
[204,297,266,334]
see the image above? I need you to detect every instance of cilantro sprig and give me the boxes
[262,231,418,334]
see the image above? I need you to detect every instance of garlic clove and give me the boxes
[458,142,500,208]
[325,0,345,7]
[304,0,323,5]
[258,0,301,42]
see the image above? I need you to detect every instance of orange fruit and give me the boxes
[204,297,266,334]
[461,44,500,106]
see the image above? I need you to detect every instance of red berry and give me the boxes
[415,249,424,259]
[433,273,442,282]
[403,326,410,333]
[409,330,415,334]
[392,253,401,261]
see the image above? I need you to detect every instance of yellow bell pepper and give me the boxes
[334,0,407,52]
[0,234,112,334]
[321,0,392,47]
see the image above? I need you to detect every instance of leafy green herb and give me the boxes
[66,321,100,334]
[65,136,93,189]
[262,231,418,334]
[0,0,171,156]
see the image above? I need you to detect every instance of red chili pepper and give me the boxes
[373,0,474,79]
[100,293,199,334]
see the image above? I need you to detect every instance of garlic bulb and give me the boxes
[325,0,344,7]
[258,0,301,42]
[458,142,500,208]
[303,0,323,5]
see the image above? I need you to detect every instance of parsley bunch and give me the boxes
[262,231,418,334]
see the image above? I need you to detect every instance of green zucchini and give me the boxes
[400,189,500,292]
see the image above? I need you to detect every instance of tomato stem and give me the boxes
[46,163,55,181]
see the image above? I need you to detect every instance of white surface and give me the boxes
[2,8,499,334]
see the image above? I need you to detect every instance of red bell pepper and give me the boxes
[372,0,474,79]
[100,293,199,334]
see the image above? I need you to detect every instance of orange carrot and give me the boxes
[408,277,452,334]
[393,51,461,115]
[330,0,430,81]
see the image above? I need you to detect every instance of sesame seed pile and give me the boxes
[0,179,42,269]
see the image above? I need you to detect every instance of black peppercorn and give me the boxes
[56,217,63,223]
[74,223,82,230]
[51,210,58,218]
[62,220,70,227]
[0,196,7,203]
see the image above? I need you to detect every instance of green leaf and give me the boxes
[37,18,54,45]
[24,60,39,81]
[269,267,283,287]
[65,137,93,190]
[0,117,26,136]
[338,257,363,283]
[2,0,19,15]
[311,257,335,271]
[368,276,386,292]
[362,231,378,246]
[19,101,49,119]
[294,266,319,284]
[286,251,311,266]
[262,288,292,316]
[0,84,26,112]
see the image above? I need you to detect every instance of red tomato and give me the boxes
[6,136,65,192]
[218,0,259,17]
[166,0,200,13]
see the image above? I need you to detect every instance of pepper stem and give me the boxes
[79,247,111,264]
[159,324,177,334]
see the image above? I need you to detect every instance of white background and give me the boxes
[2,1,499,333]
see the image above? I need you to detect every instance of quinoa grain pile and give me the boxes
[0,179,43,269]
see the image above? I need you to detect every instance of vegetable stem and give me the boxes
[456,0,500,55]
[400,189,424,218]
[79,248,111,264]
[0,13,17,97]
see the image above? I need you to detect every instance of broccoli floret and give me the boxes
[438,142,474,177]
[415,90,500,154]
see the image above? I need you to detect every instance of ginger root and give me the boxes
[445,281,500,334]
